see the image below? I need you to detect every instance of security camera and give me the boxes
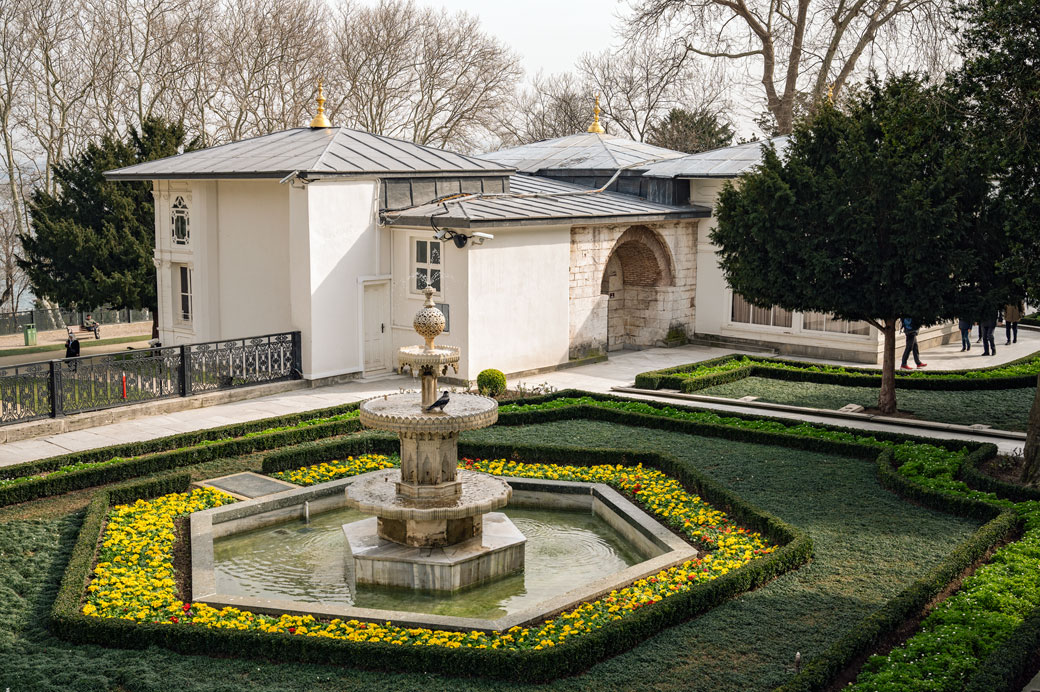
[433,229,448,240]
[470,231,494,245]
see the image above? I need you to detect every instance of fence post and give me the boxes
[180,344,192,396]
[49,360,64,418]
[291,331,303,379]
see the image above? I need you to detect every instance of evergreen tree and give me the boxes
[712,75,993,414]
[956,0,1040,482]
[18,119,191,338]
[647,108,734,154]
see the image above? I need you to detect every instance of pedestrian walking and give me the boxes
[900,317,927,369]
[64,330,80,359]
[981,311,998,356]
[958,318,973,351]
[1004,301,1024,345]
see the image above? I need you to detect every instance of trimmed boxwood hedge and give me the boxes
[35,390,1034,686]
[635,353,1040,393]
[52,439,812,682]
[0,404,362,507]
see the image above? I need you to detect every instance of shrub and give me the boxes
[477,368,506,396]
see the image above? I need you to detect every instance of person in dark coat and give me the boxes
[981,311,998,356]
[958,318,973,351]
[64,331,80,359]
[900,317,927,369]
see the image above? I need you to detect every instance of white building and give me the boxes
[105,101,951,383]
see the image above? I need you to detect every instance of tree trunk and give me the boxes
[878,319,898,415]
[1021,374,1040,484]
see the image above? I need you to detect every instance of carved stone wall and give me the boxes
[569,221,698,357]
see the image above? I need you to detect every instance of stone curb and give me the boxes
[610,386,1029,442]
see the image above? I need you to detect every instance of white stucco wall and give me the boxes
[214,180,292,342]
[289,179,382,379]
[466,225,570,381]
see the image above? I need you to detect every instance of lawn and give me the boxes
[696,376,1036,431]
[0,419,981,692]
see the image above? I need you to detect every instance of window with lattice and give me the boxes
[171,196,189,245]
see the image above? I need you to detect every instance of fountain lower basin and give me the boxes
[189,473,698,632]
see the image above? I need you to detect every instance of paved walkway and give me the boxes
[0,320,152,350]
[0,339,153,367]
[1,333,1034,466]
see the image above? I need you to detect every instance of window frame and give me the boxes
[171,196,190,246]
[175,264,193,324]
[411,237,443,295]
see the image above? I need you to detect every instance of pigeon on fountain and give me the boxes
[425,390,450,412]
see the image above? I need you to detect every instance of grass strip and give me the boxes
[634,352,1040,393]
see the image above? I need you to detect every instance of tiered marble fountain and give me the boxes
[342,287,525,591]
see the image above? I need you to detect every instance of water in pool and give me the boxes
[212,505,645,619]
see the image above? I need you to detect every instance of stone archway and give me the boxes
[600,226,675,351]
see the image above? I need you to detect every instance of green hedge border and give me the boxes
[634,353,1040,393]
[1022,314,1040,328]
[0,403,361,507]
[38,391,1034,686]
[52,440,811,682]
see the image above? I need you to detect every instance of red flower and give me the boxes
[182,603,192,612]
[633,484,642,493]
[288,627,296,634]
[170,616,179,623]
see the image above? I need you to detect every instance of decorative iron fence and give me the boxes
[0,331,301,425]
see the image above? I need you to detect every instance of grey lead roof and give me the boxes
[641,136,791,179]
[104,127,513,180]
[480,133,686,174]
[385,174,710,229]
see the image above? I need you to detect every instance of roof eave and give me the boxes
[103,168,513,182]
[386,209,709,229]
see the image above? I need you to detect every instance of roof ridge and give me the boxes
[311,128,341,171]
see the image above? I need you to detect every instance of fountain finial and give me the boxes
[413,286,445,351]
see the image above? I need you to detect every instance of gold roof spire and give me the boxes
[309,79,331,128]
[587,94,605,134]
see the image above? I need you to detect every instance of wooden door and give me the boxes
[363,282,390,373]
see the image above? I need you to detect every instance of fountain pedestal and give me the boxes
[342,287,525,592]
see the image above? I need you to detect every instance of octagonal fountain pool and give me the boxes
[213,504,644,620]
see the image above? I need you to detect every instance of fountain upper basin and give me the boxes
[358,392,497,434]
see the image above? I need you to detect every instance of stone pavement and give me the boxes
[1,332,1034,466]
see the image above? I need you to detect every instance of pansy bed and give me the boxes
[57,449,808,681]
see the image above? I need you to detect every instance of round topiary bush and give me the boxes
[477,368,507,396]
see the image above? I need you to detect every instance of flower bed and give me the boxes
[50,391,1032,686]
[84,455,775,652]
[634,352,1040,393]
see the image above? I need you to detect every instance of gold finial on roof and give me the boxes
[587,94,605,134]
[309,79,331,128]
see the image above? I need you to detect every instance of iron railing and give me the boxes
[0,330,301,424]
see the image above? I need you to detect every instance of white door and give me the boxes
[363,282,390,373]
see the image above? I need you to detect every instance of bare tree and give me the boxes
[328,0,522,150]
[499,72,591,146]
[579,39,721,142]
[207,0,328,142]
[0,0,34,241]
[627,0,955,134]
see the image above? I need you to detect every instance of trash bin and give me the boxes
[23,324,37,346]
